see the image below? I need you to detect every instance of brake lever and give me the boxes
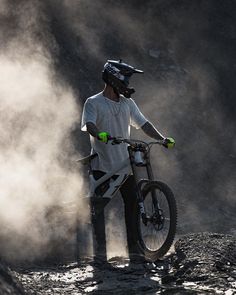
[111,138,122,145]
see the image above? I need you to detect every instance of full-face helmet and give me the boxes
[102,59,143,98]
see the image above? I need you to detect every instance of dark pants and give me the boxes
[91,170,138,260]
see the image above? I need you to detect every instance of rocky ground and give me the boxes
[0,262,25,295]
[163,233,236,294]
[1,232,235,294]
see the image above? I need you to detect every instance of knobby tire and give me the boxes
[133,181,177,261]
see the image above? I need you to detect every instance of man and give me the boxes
[81,59,175,262]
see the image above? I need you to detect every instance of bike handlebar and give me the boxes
[108,136,165,147]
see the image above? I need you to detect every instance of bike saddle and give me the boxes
[76,153,98,165]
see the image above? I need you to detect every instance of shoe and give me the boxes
[129,253,146,264]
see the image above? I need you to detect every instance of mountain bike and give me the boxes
[78,137,177,261]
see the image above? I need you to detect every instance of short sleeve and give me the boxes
[129,98,148,129]
[81,98,97,131]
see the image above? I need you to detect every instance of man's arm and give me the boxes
[86,122,99,138]
[86,122,110,143]
[141,121,165,141]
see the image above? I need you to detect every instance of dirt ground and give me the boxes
[3,232,234,295]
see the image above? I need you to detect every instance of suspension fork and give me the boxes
[128,147,147,224]
[146,157,161,213]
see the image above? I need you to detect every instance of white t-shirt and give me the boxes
[81,92,148,173]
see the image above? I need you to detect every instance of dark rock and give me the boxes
[163,232,236,293]
[0,262,25,295]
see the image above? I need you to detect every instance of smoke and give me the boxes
[0,0,88,262]
[1,0,235,263]
[105,195,127,259]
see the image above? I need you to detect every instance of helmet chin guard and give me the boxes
[102,59,143,98]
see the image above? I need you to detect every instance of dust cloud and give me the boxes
[0,0,87,262]
[1,0,235,263]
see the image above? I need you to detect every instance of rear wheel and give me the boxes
[135,181,177,261]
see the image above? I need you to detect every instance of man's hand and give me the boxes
[163,137,175,149]
[86,123,110,143]
[97,131,110,143]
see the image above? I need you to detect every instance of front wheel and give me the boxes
[134,181,177,261]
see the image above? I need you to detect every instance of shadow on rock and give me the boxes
[87,256,171,294]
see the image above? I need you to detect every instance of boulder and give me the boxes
[0,262,25,295]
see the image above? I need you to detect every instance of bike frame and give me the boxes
[87,139,159,220]
[88,157,130,199]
